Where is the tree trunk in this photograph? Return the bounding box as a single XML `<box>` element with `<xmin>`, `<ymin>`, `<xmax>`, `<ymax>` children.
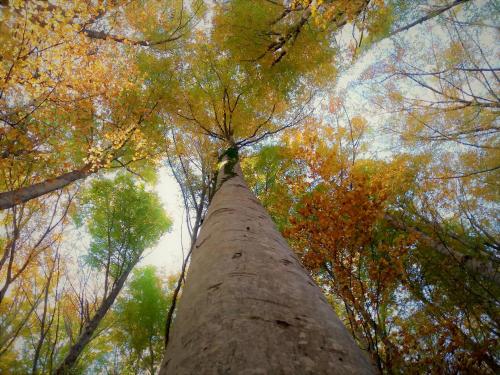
<box><xmin>55</xmin><ymin>264</ymin><xmax>133</xmax><ymax>374</ymax></box>
<box><xmin>0</xmin><ymin>166</ymin><xmax>91</xmax><ymax>210</ymax></box>
<box><xmin>385</xmin><ymin>214</ymin><xmax>500</xmax><ymax>284</ymax></box>
<box><xmin>160</xmin><ymin>150</ymin><xmax>374</xmax><ymax>374</ymax></box>
<box><xmin>387</xmin><ymin>0</ymin><xmax>471</xmax><ymax>37</ymax></box>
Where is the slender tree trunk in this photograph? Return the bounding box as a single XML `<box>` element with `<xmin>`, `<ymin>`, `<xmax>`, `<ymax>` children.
<box><xmin>387</xmin><ymin>0</ymin><xmax>471</xmax><ymax>37</ymax></box>
<box><xmin>0</xmin><ymin>166</ymin><xmax>91</xmax><ymax>210</ymax></box>
<box><xmin>149</xmin><ymin>337</ymin><xmax>156</xmax><ymax>375</ymax></box>
<box><xmin>385</xmin><ymin>214</ymin><xmax>500</xmax><ymax>284</ymax></box>
<box><xmin>55</xmin><ymin>264</ymin><xmax>133</xmax><ymax>374</ymax></box>
<box><xmin>32</xmin><ymin>264</ymin><xmax>54</xmax><ymax>375</ymax></box>
<box><xmin>160</xmin><ymin>150</ymin><xmax>374</xmax><ymax>374</ymax></box>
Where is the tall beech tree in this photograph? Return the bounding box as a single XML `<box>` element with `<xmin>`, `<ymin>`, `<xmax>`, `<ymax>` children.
<box><xmin>160</xmin><ymin>146</ymin><xmax>374</xmax><ymax>374</ymax></box>
<box><xmin>157</xmin><ymin>36</ymin><xmax>375</xmax><ymax>374</ymax></box>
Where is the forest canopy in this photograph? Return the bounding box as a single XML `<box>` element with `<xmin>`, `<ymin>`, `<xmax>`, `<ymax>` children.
<box><xmin>0</xmin><ymin>0</ymin><xmax>498</xmax><ymax>374</ymax></box>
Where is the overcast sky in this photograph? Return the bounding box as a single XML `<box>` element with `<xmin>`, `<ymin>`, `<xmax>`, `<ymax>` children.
<box><xmin>138</xmin><ymin>166</ymin><xmax>188</xmax><ymax>275</ymax></box>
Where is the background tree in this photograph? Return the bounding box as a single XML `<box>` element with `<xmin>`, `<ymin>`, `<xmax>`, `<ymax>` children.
<box><xmin>0</xmin><ymin>187</ymin><xmax>75</xmax><ymax>371</ymax></box>
<box><xmin>111</xmin><ymin>266</ymin><xmax>174</xmax><ymax>374</ymax></box>
<box><xmin>0</xmin><ymin>0</ymin><xmax>203</xmax><ymax>209</ymax></box>
<box><xmin>56</xmin><ymin>174</ymin><xmax>171</xmax><ymax>373</ymax></box>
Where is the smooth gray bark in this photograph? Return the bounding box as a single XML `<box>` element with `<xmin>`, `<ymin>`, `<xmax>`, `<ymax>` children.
<box><xmin>160</xmin><ymin>158</ymin><xmax>374</xmax><ymax>374</ymax></box>
<box><xmin>0</xmin><ymin>167</ymin><xmax>91</xmax><ymax>210</ymax></box>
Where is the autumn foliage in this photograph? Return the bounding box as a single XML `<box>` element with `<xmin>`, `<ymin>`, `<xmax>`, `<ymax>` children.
<box><xmin>1</xmin><ymin>0</ymin><xmax>498</xmax><ymax>373</ymax></box>
<box><xmin>244</xmin><ymin>109</ymin><xmax>498</xmax><ymax>373</ymax></box>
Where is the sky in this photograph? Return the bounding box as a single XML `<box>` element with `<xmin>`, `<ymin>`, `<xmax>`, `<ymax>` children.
<box><xmin>139</xmin><ymin>166</ymin><xmax>188</xmax><ymax>275</ymax></box>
